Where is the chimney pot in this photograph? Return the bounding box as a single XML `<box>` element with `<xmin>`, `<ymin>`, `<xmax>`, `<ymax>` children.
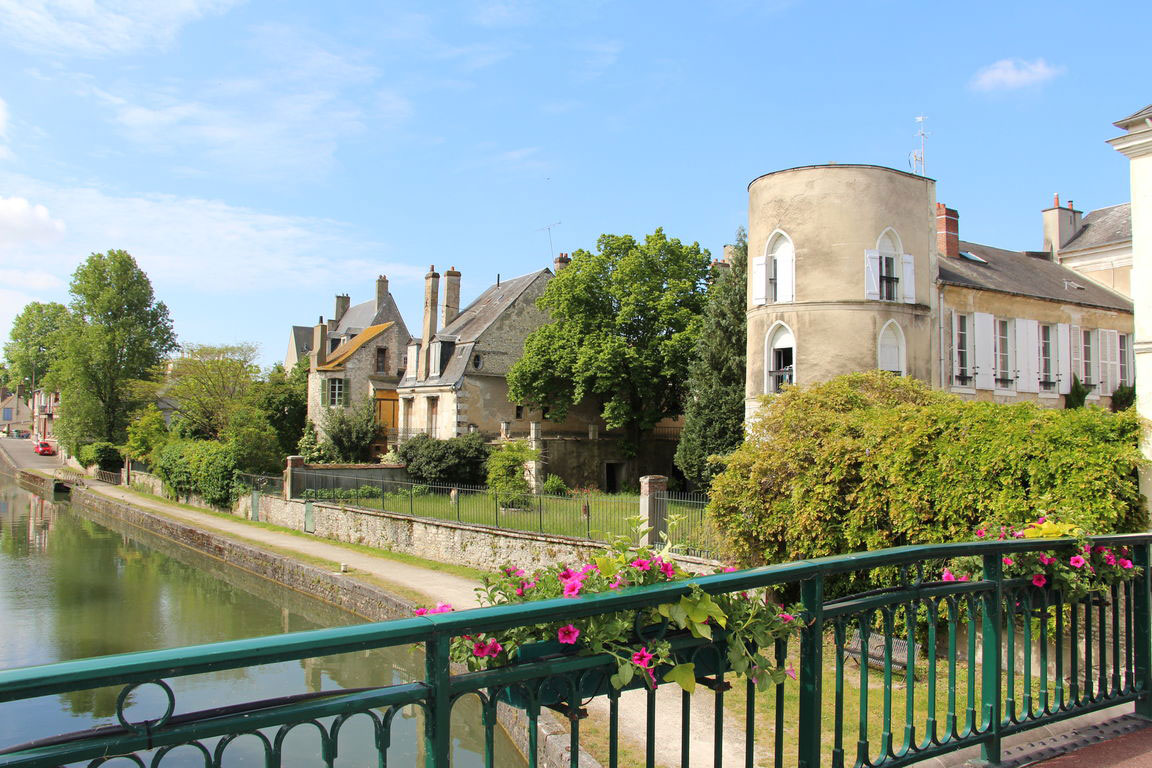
<box><xmin>376</xmin><ymin>275</ymin><xmax>390</xmax><ymax>315</ymax></box>
<box><xmin>553</xmin><ymin>252</ymin><xmax>571</xmax><ymax>272</ymax></box>
<box><xmin>418</xmin><ymin>266</ymin><xmax>441</xmax><ymax>380</ymax></box>
<box><xmin>1054</xmin><ymin>193</ymin><xmax>1060</xmax><ymax>208</ymax></box>
<box><xmin>936</xmin><ymin>203</ymin><xmax>960</xmax><ymax>259</ymax></box>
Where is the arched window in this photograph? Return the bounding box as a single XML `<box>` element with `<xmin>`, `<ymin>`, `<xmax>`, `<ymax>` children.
<box><xmin>877</xmin><ymin>320</ymin><xmax>906</xmax><ymax>376</ymax></box>
<box><xmin>765</xmin><ymin>323</ymin><xmax>795</xmax><ymax>393</ymax></box>
<box><xmin>866</xmin><ymin>228</ymin><xmax>914</xmax><ymax>303</ymax></box>
<box><xmin>767</xmin><ymin>232</ymin><xmax>794</xmax><ymax>303</ymax></box>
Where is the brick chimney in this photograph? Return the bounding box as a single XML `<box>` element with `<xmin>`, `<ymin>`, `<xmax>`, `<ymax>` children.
<box><xmin>418</xmin><ymin>265</ymin><xmax>439</xmax><ymax>381</ymax></box>
<box><xmin>375</xmin><ymin>275</ymin><xmax>389</xmax><ymax>315</ymax></box>
<box><xmin>553</xmin><ymin>252</ymin><xmax>571</xmax><ymax>272</ymax></box>
<box><xmin>1041</xmin><ymin>194</ymin><xmax>1083</xmax><ymax>261</ymax></box>
<box><xmin>936</xmin><ymin>203</ymin><xmax>959</xmax><ymax>259</ymax></box>
<box><xmin>441</xmin><ymin>266</ymin><xmax>461</xmax><ymax>327</ymax></box>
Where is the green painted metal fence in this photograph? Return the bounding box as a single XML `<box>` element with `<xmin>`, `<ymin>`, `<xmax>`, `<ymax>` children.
<box><xmin>1</xmin><ymin>535</ymin><xmax>1149</xmax><ymax>767</ymax></box>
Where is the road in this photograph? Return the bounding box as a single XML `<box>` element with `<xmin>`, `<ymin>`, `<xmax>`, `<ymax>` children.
<box><xmin>0</xmin><ymin>436</ymin><xmax>63</xmax><ymax>473</ymax></box>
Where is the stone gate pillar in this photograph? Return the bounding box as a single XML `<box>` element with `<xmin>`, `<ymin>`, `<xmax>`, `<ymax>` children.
<box><xmin>639</xmin><ymin>475</ymin><xmax>668</xmax><ymax>546</ymax></box>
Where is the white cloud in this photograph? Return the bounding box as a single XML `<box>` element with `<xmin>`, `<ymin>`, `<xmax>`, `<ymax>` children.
<box><xmin>0</xmin><ymin>195</ymin><xmax>65</xmax><ymax>242</ymax></box>
<box><xmin>969</xmin><ymin>58</ymin><xmax>1065</xmax><ymax>91</ymax></box>
<box><xmin>0</xmin><ymin>0</ymin><xmax>243</xmax><ymax>57</ymax></box>
<box><xmin>0</xmin><ymin>287</ymin><xmax>41</xmax><ymax>336</ymax></box>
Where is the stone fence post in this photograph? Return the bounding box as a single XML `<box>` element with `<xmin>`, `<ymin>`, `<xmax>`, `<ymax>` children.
<box><xmin>285</xmin><ymin>455</ymin><xmax>304</xmax><ymax>500</ymax></box>
<box><xmin>639</xmin><ymin>475</ymin><xmax>668</xmax><ymax>546</ymax></box>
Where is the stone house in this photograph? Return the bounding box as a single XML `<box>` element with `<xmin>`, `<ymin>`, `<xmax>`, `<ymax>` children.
<box><xmin>744</xmin><ymin>163</ymin><xmax>1134</xmax><ymax>416</ymax></box>
<box><xmin>0</xmin><ymin>390</ymin><xmax>32</xmax><ymax>436</ymax></box>
<box><xmin>303</xmin><ymin>276</ymin><xmax>414</xmax><ymax>453</ymax></box>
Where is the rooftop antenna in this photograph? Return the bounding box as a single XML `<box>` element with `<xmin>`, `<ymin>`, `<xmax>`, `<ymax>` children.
<box><xmin>536</xmin><ymin>221</ymin><xmax>561</xmax><ymax>259</ymax></box>
<box><xmin>909</xmin><ymin>115</ymin><xmax>929</xmax><ymax>176</ymax></box>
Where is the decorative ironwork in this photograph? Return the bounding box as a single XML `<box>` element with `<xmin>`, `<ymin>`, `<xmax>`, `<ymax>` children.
<box><xmin>0</xmin><ymin>534</ymin><xmax>1148</xmax><ymax>767</ymax></box>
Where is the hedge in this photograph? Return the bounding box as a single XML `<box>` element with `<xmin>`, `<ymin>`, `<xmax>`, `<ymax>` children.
<box><xmin>709</xmin><ymin>372</ymin><xmax>1147</xmax><ymax>585</ymax></box>
<box><xmin>152</xmin><ymin>439</ymin><xmax>239</xmax><ymax>508</ymax></box>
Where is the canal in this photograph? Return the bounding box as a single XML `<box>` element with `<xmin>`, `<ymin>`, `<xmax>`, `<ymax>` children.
<box><xmin>0</xmin><ymin>473</ymin><xmax>525</xmax><ymax>766</ymax></box>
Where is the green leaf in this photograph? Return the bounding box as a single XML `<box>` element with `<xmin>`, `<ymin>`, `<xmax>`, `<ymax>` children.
<box><xmin>663</xmin><ymin>663</ymin><xmax>697</xmax><ymax>694</ymax></box>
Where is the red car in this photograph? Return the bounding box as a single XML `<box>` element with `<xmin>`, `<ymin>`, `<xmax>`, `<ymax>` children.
<box><xmin>33</xmin><ymin>441</ymin><xmax>56</xmax><ymax>456</ymax></box>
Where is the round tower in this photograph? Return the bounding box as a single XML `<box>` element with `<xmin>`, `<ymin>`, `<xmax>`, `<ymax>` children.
<box><xmin>745</xmin><ymin>164</ymin><xmax>938</xmax><ymax>419</ymax></box>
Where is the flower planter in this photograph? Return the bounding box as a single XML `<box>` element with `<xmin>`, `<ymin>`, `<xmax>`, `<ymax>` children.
<box><xmin>497</xmin><ymin>635</ymin><xmax>733</xmax><ymax>709</ymax></box>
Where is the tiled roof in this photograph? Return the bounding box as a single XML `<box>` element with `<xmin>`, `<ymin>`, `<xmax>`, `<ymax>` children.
<box><xmin>316</xmin><ymin>323</ymin><xmax>395</xmax><ymax>371</ymax></box>
<box><xmin>437</xmin><ymin>270</ymin><xmax>549</xmax><ymax>343</ymax></box>
<box><xmin>1061</xmin><ymin>203</ymin><xmax>1131</xmax><ymax>251</ymax></box>
<box><xmin>938</xmin><ymin>241</ymin><xmax>1132</xmax><ymax>312</ymax></box>
<box><xmin>1115</xmin><ymin>104</ymin><xmax>1152</xmax><ymax>129</ymax></box>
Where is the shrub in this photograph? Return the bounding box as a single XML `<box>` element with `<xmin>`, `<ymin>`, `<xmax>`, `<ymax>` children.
<box><xmin>1065</xmin><ymin>374</ymin><xmax>1092</xmax><ymax>409</ymax></box>
<box><xmin>398</xmin><ymin>432</ymin><xmax>490</xmax><ymax>485</ymax></box>
<box><xmin>1111</xmin><ymin>384</ymin><xmax>1136</xmax><ymax>412</ymax></box>
<box><xmin>487</xmin><ymin>440</ymin><xmax>540</xmax><ymax>509</ymax></box>
<box><xmin>709</xmin><ymin>372</ymin><xmax>1146</xmax><ymax>592</ymax></box>
<box><xmin>541</xmin><ymin>473</ymin><xmax>570</xmax><ymax>497</ymax></box>
<box><xmin>151</xmin><ymin>439</ymin><xmax>238</xmax><ymax>508</ymax></box>
<box><xmin>77</xmin><ymin>441</ymin><xmax>123</xmax><ymax>471</ymax></box>
<box><xmin>296</xmin><ymin>421</ymin><xmax>336</xmax><ymax>463</ymax></box>
<box><xmin>317</xmin><ymin>398</ymin><xmax>378</xmax><ymax>462</ymax></box>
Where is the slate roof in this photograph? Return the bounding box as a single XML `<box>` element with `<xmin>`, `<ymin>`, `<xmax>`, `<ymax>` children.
<box><xmin>938</xmin><ymin>240</ymin><xmax>1133</xmax><ymax>312</ymax></box>
<box><xmin>401</xmin><ymin>269</ymin><xmax>551</xmax><ymax>388</ymax></box>
<box><xmin>1060</xmin><ymin>203</ymin><xmax>1131</xmax><ymax>251</ymax></box>
<box><xmin>1115</xmin><ymin>104</ymin><xmax>1152</xmax><ymax>129</ymax></box>
<box><xmin>334</xmin><ymin>299</ymin><xmax>378</xmax><ymax>336</ymax></box>
<box><xmin>289</xmin><ymin>325</ymin><xmax>313</xmax><ymax>358</ymax></box>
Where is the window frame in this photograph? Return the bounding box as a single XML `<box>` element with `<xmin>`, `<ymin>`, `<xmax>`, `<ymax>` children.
<box><xmin>764</xmin><ymin>322</ymin><xmax>795</xmax><ymax>394</ymax></box>
<box><xmin>994</xmin><ymin>318</ymin><xmax>1016</xmax><ymax>391</ymax></box>
<box><xmin>1038</xmin><ymin>324</ymin><xmax>1058</xmax><ymax>392</ymax></box>
<box><xmin>877</xmin><ymin>320</ymin><xmax>906</xmax><ymax>376</ymax></box>
<box><xmin>326</xmin><ymin>377</ymin><xmax>345</xmax><ymax>407</ymax></box>
<box><xmin>953</xmin><ymin>313</ymin><xmax>974</xmax><ymax>386</ymax></box>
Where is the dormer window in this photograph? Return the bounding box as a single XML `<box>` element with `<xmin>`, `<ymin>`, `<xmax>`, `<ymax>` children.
<box><xmin>429</xmin><ymin>341</ymin><xmax>443</xmax><ymax>377</ymax></box>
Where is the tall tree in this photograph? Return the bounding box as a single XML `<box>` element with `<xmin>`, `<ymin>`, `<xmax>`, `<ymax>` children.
<box><xmin>674</xmin><ymin>228</ymin><xmax>748</xmax><ymax>488</ymax></box>
<box><xmin>154</xmin><ymin>343</ymin><xmax>262</xmax><ymax>440</ymax></box>
<box><xmin>55</xmin><ymin>250</ymin><xmax>177</xmax><ymax>449</ymax></box>
<box><xmin>3</xmin><ymin>301</ymin><xmax>70</xmax><ymax>390</ymax></box>
<box><xmin>507</xmin><ymin>228</ymin><xmax>710</xmax><ymax>448</ymax></box>
<box><xmin>247</xmin><ymin>359</ymin><xmax>309</xmax><ymax>458</ymax></box>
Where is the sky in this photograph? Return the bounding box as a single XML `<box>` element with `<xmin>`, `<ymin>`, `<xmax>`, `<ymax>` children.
<box><xmin>0</xmin><ymin>0</ymin><xmax>1148</xmax><ymax>368</ymax></box>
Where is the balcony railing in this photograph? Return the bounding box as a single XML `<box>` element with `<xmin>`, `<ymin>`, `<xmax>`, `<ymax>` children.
<box><xmin>0</xmin><ymin>535</ymin><xmax>1148</xmax><ymax>767</ymax></box>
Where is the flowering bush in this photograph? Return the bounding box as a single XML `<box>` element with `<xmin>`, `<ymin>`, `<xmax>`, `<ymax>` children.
<box><xmin>415</xmin><ymin>532</ymin><xmax>803</xmax><ymax>694</ymax></box>
<box><xmin>947</xmin><ymin>517</ymin><xmax>1141</xmax><ymax>600</ymax></box>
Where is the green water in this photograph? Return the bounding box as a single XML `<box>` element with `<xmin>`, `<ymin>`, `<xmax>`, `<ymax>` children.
<box><xmin>0</xmin><ymin>473</ymin><xmax>523</xmax><ymax>766</ymax></box>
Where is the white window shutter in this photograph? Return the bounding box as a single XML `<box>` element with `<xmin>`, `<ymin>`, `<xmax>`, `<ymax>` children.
<box><xmin>1057</xmin><ymin>324</ymin><xmax>1072</xmax><ymax>394</ymax></box>
<box><xmin>864</xmin><ymin>250</ymin><xmax>880</xmax><ymax>300</ymax></box>
<box><xmin>1101</xmin><ymin>330</ymin><xmax>1120</xmax><ymax>395</ymax></box>
<box><xmin>901</xmin><ymin>253</ymin><xmax>915</xmax><ymax>304</ymax></box>
<box><xmin>1088</xmin><ymin>329</ymin><xmax>1101</xmax><ymax>393</ymax></box>
<box><xmin>776</xmin><ymin>251</ymin><xmax>794</xmax><ymax>303</ymax></box>
<box><xmin>1017</xmin><ymin>319</ymin><xmax>1039</xmax><ymax>393</ymax></box>
<box><xmin>1070</xmin><ymin>325</ymin><xmax>1082</xmax><ymax>391</ymax></box>
<box><xmin>973</xmin><ymin>312</ymin><xmax>995</xmax><ymax>390</ymax></box>
<box><xmin>950</xmin><ymin>311</ymin><xmax>961</xmax><ymax>384</ymax></box>
<box><xmin>751</xmin><ymin>255</ymin><xmax>767</xmax><ymax>305</ymax></box>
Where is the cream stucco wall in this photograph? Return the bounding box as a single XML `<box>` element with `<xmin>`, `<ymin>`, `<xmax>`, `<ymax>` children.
<box><xmin>745</xmin><ymin>165</ymin><xmax>937</xmax><ymax>416</ymax></box>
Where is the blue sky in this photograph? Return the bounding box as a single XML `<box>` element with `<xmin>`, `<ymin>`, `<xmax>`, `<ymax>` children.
<box><xmin>0</xmin><ymin>0</ymin><xmax>1148</xmax><ymax>367</ymax></box>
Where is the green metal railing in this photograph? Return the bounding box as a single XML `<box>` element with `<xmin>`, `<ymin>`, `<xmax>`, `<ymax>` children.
<box><xmin>1</xmin><ymin>535</ymin><xmax>1149</xmax><ymax>767</ymax></box>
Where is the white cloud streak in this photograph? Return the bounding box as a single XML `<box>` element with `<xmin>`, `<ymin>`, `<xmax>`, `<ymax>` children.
<box><xmin>969</xmin><ymin>58</ymin><xmax>1065</xmax><ymax>91</ymax></box>
<box><xmin>0</xmin><ymin>0</ymin><xmax>243</xmax><ymax>57</ymax></box>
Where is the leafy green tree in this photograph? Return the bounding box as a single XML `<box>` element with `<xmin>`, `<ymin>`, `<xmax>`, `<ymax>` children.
<box><xmin>2</xmin><ymin>301</ymin><xmax>70</xmax><ymax>390</ymax></box>
<box><xmin>317</xmin><ymin>397</ymin><xmax>378</xmax><ymax>462</ymax></box>
<box><xmin>486</xmin><ymin>440</ymin><xmax>540</xmax><ymax>509</ymax></box>
<box><xmin>151</xmin><ymin>343</ymin><xmax>260</xmax><ymax>440</ymax></box>
<box><xmin>123</xmin><ymin>405</ymin><xmax>170</xmax><ymax>464</ymax></box>
<box><xmin>248</xmin><ymin>360</ymin><xmax>308</xmax><ymax>457</ymax></box>
<box><xmin>54</xmin><ymin>250</ymin><xmax>176</xmax><ymax>450</ymax></box>
<box><xmin>675</xmin><ymin>228</ymin><xmax>748</xmax><ymax>488</ymax></box>
<box><xmin>507</xmin><ymin>229</ymin><xmax>710</xmax><ymax>449</ymax></box>
<box><xmin>296</xmin><ymin>420</ymin><xmax>336</xmax><ymax>463</ymax></box>
<box><xmin>397</xmin><ymin>432</ymin><xmax>491</xmax><ymax>485</ymax></box>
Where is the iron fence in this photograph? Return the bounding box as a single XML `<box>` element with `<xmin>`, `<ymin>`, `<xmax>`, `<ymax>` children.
<box><xmin>92</xmin><ymin>469</ymin><xmax>122</xmax><ymax>486</ymax></box>
<box><xmin>235</xmin><ymin>472</ymin><xmax>285</xmax><ymax>495</ymax></box>
<box><xmin>1</xmin><ymin>534</ymin><xmax>1148</xmax><ymax>767</ymax></box>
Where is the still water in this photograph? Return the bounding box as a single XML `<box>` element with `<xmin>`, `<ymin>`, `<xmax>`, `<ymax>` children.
<box><xmin>0</xmin><ymin>473</ymin><xmax>524</xmax><ymax>766</ymax></box>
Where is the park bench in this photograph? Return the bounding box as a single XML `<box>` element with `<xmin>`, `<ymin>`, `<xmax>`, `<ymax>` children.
<box><xmin>843</xmin><ymin>629</ymin><xmax>911</xmax><ymax>674</ymax></box>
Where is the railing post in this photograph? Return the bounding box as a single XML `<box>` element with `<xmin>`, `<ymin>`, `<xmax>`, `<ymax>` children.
<box><xmin>424</xmin><ymin>633</ymin><xmax>452</xmax><ymax>767</ymax></box>
<box><xmin>981</xmin><ymin>553</ymin><xmax>1004</xmax><ymax>764</ymax></box>
<box><xmin>1134</xmin><ymin>542</ymin><xmax>1152</xmax><ymax>718</ymax></box>
<box><xmin>797</xmin><ymin>574</ymin><xmax>825</xmax><ymax>768</ymax></box>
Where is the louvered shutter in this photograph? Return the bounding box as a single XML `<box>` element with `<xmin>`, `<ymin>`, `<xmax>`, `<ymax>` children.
<box><xmin>901</xmin><ymin>253</ymin><xmax>915</xmax><ymax>304</ymax></box>
<box><xmin>1016</xmin><ymin>319</ymin><xmax>1039</xmax><ymax>393</ymax></box>
<box><xmin>1100</xmin><ymin>330</ymin><xmax>1119</xmax><ymax>395</ymax></box>
<box><xmin>751</xmin><ymin>255</ymin><xmax>767</xmax><ymax>305</ymax></box>
<box><xmin>864</xmin><ymin>250</ymin><xmax>880</xmax><ymax>300</ymax></box>
<box><xmin>1057</xmin><ymin>324</ymin><xmax>1072</xmax><ymax>394</ymax></box>
<box><xmin>1070</xmin><ymin>325</ymin><xmax>1082</xmax><ymax>392</ymax></box>
<box><xmin>342</xmin><ymin>378</ymin><xmax>351</xmax><ymax>407</ymax></box>
<box><xmin>950</xmin><ymin>311</ymin><xmax>961</xmax><ymax>385</ymax></box>
<box><xmin>1088</xmin><ymin>330</ymin><xmax>1101</xmax><ymax>393</ymax></box>
<box><xmin>776</xmin><ymin>251</ymin><xmax>794</xmax><ymax>303</ymax></box>
<box><xmin>973</xmin><ymin>313</ymin><xmax>995</xmax><ymax>390</ymax></box>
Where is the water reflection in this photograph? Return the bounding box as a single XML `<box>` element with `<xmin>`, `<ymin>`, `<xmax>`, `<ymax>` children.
<box><xmin>0</xmin><ymin>474</ymin><xmax>523</xmax><ymax>767</ymax></box>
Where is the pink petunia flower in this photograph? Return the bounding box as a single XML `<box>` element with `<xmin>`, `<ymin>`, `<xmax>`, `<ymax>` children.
<box><xmin>473</xmin><ymin>641</ymin><xmax>490</xmax><ymax>657</ymax></box>
<box><xmin>631</xmin><ymin>647</ymin><xmax>654</xmax><ymax>668</ymax></box>
<box><xmin>942</xmin><ymin>568</ymin><xmax>957</xmax><ymax>582</ymax></box>
<box><xmin>786</xmin><ymin>666</ymin><xmax>797</xmax><ymax>680</ymax></box>
<box><xmin>1038</xmin><ymin>554</ymin><xmax>1056</xmax><ymax>566</ymax></box>
<box><xmin>485</xmin><ymin>639</ymin><xmax>503</xmax><ymax>656</ymax></box>
<box><xmin>1105</xmin><ymin>554</ymin><xmax>1117</xmax><ymax>566</ymax></box>
<box><xmin>579</xmin><ymin>563</ymin><xmax>599</xmax><ymax>576</ymax></box>
<box><xmin>1069</xmin><ymin>555</ymin><xmax>1087</xmax><ymax>569</ymax></box>
<box><xmin>563</xmin><ymin>580</ymin><xmax>583</xmax><ymax>597</ymax></box>
<box><xmin>660</xmin><ymin>561</ymin><xmax>676</xmax><ymax>579</ymax></box>
<box><xmin>631</xmin><ymin>558</ymin><xmax>652</xmax><ymax>571</ymax></box>
<box><xmin>557</xmin><ymin>624</ymin><xmax>580</xmax><ymax>644</ymax></box>
<box><xmin>1002</xmin><ymin>557</ymin><xmax>1014</xmax><ymax>566</ymax></box>
<box><xmin>976</xmin><ymin>529</ymin><xmax>986</xmax><ymax>538</ymax></box>
<box><xmin>1032</xmin><ymin>574</ymin><xmax>1047</xmax><ymax>587</ymax></box>
<box><xmin>1036</xmin><ymin>517</ymin><xmax>1046</xmax><ymax>524</ymax></box>
<box><xmin>414</xmin><ymin>607</ymin><xmax>430</xmax><ymax>616</ymax></box>
<box><xmin>779</xmin><ymin>613</ymin><xmax>795</xmax><ymax>622</ymax></box>
<box><xmin>558</xmin><ymin>568</ymin><xmax>579</xmax><ymax>583</ymax></box>
<box><xmin>1120</xmin><ymin>559</ymin><xmax>1134</xmax><ymax>570</ymax></box>
<box><xmin>959</xmin><ymin>574</ymin><xmax>970</xmax><ymax>581</ymax></box>
<box><xmin>722</xmin><ymin>566</ymin><xmax>738</xmax><ymax>573</ymax></box>
<box><xmin>434</xmin><ymin>602</ymin><xmax>454</xmax><ymax>613</ymax></box>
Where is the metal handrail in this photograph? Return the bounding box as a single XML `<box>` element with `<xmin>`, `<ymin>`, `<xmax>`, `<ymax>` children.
<box><xmin>1</xmin><ymin>534</ymin><xmax>1148</xmax><ymax>767</ymax></box>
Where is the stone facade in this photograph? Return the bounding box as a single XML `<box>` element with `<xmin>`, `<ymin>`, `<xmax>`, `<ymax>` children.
<box><xmin>745</xmin><ymin>163</ymin><xmax>1135</xmax><ymax>416</ymax></box>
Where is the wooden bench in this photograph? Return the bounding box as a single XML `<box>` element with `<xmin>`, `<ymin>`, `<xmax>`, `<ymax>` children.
<box><xmin>843</xmin><ymin>629</ymin><xmax>911</xmax><ymax>673</ymax></box>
